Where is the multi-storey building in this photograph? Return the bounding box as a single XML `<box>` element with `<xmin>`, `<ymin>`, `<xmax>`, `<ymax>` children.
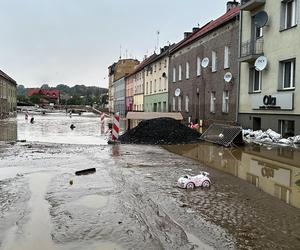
<box><xmin>238</xmin><ymin>0</ymin><xmax>300</xmax><ymax>136</ymax></box>
<box><xmin>144</xmin><ymin>46</ymin><xmax>172</xmax><ymax>112</ymax></box>
<box><xmin>0</xmin><ymin>69</ymin><xmax>17</xmax><ymax>119</ymax></box>
<box><xmin>114</xmin><ymin>77</ymin><xmax>126</xmax><ymax>118</ymax></box>
<box><xmin>169</xmin><ymin>2</ymin><xmax>239</xmax><ymax>125</ymax></box>
<box><xmin>125</xmin><ymin>74</ymin><xmax>134</xmax><ymax>113</ymax></box>
<box><xmin>108</xmin><ymin>59</ymin><xmax>139</xmax><ymax>113</ymax></box>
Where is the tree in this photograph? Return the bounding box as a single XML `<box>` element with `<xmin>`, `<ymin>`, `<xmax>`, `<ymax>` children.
<box><xmin>41</xmin><ymin>84</ymin><xmax>50</xmax><ymax>89</ymax></box>
<box><xmin>29</xmin><ymin>94</ymin><xmax>41</xmax><ymax>104</ymax></box>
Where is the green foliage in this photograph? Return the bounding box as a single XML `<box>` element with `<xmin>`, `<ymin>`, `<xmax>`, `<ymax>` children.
<box><xmin>29</xmin><ymin>94</ymin><xmax>41</xmax><ymax>104</ymax></box>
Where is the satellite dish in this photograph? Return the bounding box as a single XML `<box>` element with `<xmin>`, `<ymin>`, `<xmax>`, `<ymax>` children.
<box><xmin>254</xmin><ymin>11</ymin><xmax>268</xmax><ymax>28</ymax></box>
<box><xmin>175</xmin><ymin>88</ymin><xmax>181</xmax><ymax>97</ymax></box>
<box><xmin>201</xmin><ymin>58</ymin><xmax>209</xmax><ymax>68</ymax></box>
<box><xmin>224</xmin><ymin>72</ymin><xmax>233</xmax><ymax>83</ymax></box>
<box><xmin>255</xmin><ymin>56</ymin><xmax>268</xmax><ymax>71</ymax></box>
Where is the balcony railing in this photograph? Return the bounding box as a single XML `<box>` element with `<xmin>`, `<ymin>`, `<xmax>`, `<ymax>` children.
<box><xmin>240</xmin><ymin>39</ymin><xmax>264</xmax><ymax>61</ymax></box>
<box><xmin>241</xmin><ymin>0</ymin><xmax>265</xmax><ymax>11</ymax></box>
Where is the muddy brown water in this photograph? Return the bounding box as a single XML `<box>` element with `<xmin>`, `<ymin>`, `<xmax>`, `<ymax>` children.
<box><xmin>0</xmin><ymin>114</ymin><xmax>300</xmax><ymax>249</ymax></box>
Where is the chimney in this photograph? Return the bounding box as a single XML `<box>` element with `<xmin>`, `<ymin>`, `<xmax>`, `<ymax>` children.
<box><xmin>226</xmin><ymin>0</ymin><xmax>239</xmax><ymax>12</ymax></box>
<box><xmin>192</xmin><ymin>27</ymin><xmax>199</xmax><ymax>33</ymax></box>
<box><xmin>184</xmin><ymin>32</ymin><xmax>192</xmax><ymax>39</ymax></box>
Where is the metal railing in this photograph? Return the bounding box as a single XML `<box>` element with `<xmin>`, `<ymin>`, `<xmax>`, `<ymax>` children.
<box><xmin>240</xmin><ymin>39</ymin><xmax>264</xmax><ymax>58</ymax></box>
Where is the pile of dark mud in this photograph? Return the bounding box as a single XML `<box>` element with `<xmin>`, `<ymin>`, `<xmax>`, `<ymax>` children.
<box><xmin>119</xmin><ymin>118</ymin><xmax>201</xmax><ymax>145</ymax></box>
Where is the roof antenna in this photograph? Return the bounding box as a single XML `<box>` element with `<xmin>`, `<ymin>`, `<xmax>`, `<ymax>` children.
<box><xmin>119</xmin><ymin>45</ymin><xmax>122</xmax><ymax>59</ymax></box>
<box><xmin>156</xmin><ymin>30</ymin><xmax>160</xmax><ymax>53</ymax></box>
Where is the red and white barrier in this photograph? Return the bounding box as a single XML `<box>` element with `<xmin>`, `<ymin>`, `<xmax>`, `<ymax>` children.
<box><xmin>100</xmin><ymin>112</ymin><xmax>105</xmax><ymax>133</ymax></box>
<box><xmin>112</xmin><ymin>113</ymin><xmax>120</xmax><ymax>141</ymax></box>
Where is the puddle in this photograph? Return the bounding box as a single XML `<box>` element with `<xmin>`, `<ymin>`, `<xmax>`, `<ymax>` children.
<box><xmin>164</xmin><ymin>142</ymin><xmax>300</xmax><ymax>209</ymax></box>
<box><xmin>73</xmin><ymin>194</ymin><xmax>108</xmax><ymax>209</ymax></box>
<box><xmin>186</xmin><ymin>233</ymin><xmax>214</xmax><ymax>250</ymax></box>
<box><xmin>2</xmin><ymin>172</ymin><xmax>55</xmax><ymax>250</ymax></box>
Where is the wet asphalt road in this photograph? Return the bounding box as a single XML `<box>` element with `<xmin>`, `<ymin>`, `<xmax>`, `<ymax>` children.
<box><xmin>0</xmin><ymin>114</ymin><xmax>300</xmax><ymax>249</ymax></box>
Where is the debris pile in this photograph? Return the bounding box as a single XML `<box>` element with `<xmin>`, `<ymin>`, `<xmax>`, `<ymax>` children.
<box><xmin>119</xmin><ymin>118</ymin><xmax>201</xmax><ymax>144</ymax></box>
<box><xmin>243</xmin><ymin>129</ymin><xmax>300</xmax><ymax>146</ymax></box>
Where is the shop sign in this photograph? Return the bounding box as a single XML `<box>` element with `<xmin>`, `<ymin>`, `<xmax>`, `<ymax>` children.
<box><xmin>251</xmin><ymin>93</ymin><xmax>294</xmax><ymax>110</ymax></box>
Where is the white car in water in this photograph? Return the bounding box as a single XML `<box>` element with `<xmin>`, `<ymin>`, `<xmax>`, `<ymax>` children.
<box><xmin>177</xmin><ymin>172</ymin><xmax>211</xmax><ymax>189</ymax></box>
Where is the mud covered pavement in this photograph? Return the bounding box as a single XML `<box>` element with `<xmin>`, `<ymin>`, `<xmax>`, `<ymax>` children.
<box><xmin>0</xmin><ymin>140</ymin><xmax>300</xmax><ymax>250</ymax></box>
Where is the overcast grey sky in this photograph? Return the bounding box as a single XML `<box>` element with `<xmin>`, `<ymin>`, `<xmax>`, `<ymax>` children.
<box><xmin>0</xmin><ymin>0</ymin><xmax>235</xmax><ymax>88</ymax></box>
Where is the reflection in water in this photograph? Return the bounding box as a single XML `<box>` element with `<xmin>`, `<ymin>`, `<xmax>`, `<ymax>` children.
<box><xmin>164</xmin><ymin>142</ymin><xmax>300</xmax><ymax>209</ymax></box>
<box><xmin>0</xmin><ymin>119</ymin><xmax>17</xmax><ymax>141</ymax></box>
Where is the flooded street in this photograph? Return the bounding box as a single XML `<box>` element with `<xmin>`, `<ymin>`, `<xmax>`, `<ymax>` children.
<box><xmin>0</xmin><ymin>114</ymin><xmax>300</xmax><ymax>249</ymax></box>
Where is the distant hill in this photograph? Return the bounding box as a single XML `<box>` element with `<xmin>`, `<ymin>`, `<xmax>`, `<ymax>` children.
<box><xmin>17</xmin><ymin>84</ymin><xmax>108</xmax><ymax>106</ymax></box>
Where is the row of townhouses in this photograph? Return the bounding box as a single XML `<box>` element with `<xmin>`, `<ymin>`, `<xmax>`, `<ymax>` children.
<box><xmin>108</xmin><ymin>0</ymin><xmax>300</xmax><ymax>136</ymax></box>
<box><xmin>0</xmin><ymin>69</ymin><xmax>17</xmax><ymax>119</ymax></box>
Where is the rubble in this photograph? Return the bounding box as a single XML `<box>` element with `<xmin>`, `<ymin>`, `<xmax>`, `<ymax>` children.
<box><xmin>119</xmin><ymin>118</ymin><xmax>201</xmax><ymax>145</ymax></box>
<box><xmin>243</xmin><ymin>128</ymin><xmax>300</xmax><ymax>147</ymax></box>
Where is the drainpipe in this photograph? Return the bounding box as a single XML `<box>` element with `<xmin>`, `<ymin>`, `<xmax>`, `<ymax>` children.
<box><xmin>236</xmin><ymin>10</ymin><xmax>242</xmax><ymax>125</ymax></box>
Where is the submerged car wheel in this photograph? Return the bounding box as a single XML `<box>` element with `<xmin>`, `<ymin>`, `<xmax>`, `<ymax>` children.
<box><xmin>186</xmin><ymin>182</ymin><xmax>195</xmax><ymax>189</ymax></box>
<box><xmin>202</xmin><ymin>180</ymin><xmax>210</xmax><ymax>188</ymax></box>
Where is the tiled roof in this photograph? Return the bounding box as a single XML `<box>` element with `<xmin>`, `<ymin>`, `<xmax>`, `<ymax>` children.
<box><xmin>27</xmin><ymin>88</ymin><xmax>60</xmax><ymax>98</ymax></box>
<box><xmin>170</xmin><ymin>7</ymin><xmax>240</xmax><ymax>54</ymax></box>
<box><xmin>0</xmin><ymin>69</ymin><xmax>17</xmax><ymax>84</ymax></box>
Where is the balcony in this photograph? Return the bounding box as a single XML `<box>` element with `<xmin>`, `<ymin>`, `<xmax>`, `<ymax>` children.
<box><xmin>241</xmin><ymin>0</ymin><xmax>265</xmax><ymax>11</ymax></box>
<box><xmin>239</xmin><ymin>39</ymin><xmax>264</xmax><ymax>62</ymax></box>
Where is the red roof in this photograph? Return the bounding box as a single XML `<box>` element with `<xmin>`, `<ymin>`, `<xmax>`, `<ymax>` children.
<box><xmin>171</xmin><ymin>7</ymin><xmax>240</xmax><ymax>54</ymax></box>
<box><xmin>126</xmin><ymin>54</ymin><xmax>158</xmax><ymax>78</ymax></box>
<box><xmin>27</xmin><ymin>88</ymin><xmax>60</xmax><ymax>98</ymax></box>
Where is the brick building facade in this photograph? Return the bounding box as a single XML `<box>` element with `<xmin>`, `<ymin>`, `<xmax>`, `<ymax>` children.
<box><xmin>168</xmin><ymin>3</ymin><xmax>239</xmax><ymax>126</ymax></box>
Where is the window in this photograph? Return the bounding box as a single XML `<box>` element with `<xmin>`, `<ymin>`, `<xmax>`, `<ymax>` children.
<box><xmin>282</xmin><ymin>0</ymin><xmax>297</xmax><ymax>29</ymax></box>
<box><xmin>164</xmin><ymin>59</ymin><xmax>167</xmax><ymax>68</ymax></box>
<box><xmin>210</xmin><ymin>92</ymin><xmax>216</xmax><ymax>113</ymax></box>
<box><xmin>212</xmin><ymin>51</ymin><xmax>217</xmax><ymax>72</ymax></box>
<box><xmin>252</xmin><ymin>69</ymin><xmax>262</xmax><ymax>92</ymax></box>
<box><xmin>159</xmin><ymin>78</ymin><xmax>161</xmax><ymax>91</ymax></box>
<box><xmin>146</xmin><ymin>82</ymin><xmax>148</xmax><ymax>94</ymax></box>
<box><xmin>178</xmin><ymin>64</ymin><xmax>182</xmax><ymax>81</ymax></box>
<box><xmin>172</xmin><ymin>97</ymin><xmax>176</xmax><ymax>111</ymax></box>
<box><xmin>256</xmin><ymin>26</ymin><xmax>263</xmax><ymax>39</ymax></box>
<box><xmin>279</xmin><ymin>120</ymin><xmax>295</xmax><ymax>137</ymax></box>
<box><xmin>173</xmin><ymin>67</ymin><xmax>176</xmax><ymax>82</ymax></box>
<box><xmin>178</xmin><ymin>96</ymin><xmax>182</xmax><ymax>111</ymax></box>
<box><xmin>197</xmin><ymin>56</ymin><xmax>201</xmax><ymax>76</ymax></box>
<box><xmin>154</xmin><ymin>64</ymin><xmax>157</xmax><ymax>72</ymax></box>
<box><xmin>224</xmin><ymin>46</ymin><xmax>230</xmax><ymax>69</ymax></box>
<box><xmin>185</xmin><ymin>96</ymin><xmax>189</xmax><ymax>112</ymax></box>
<box><xmin>281</xmin><ymin>59</ymin><xmax>295</xmax><ymax>89</ymax></box>
<box><xmin>159</xmin><ymin>62</ymin><xmax>161</xmax><ymax>70</ymax></box>
<box><xmin>186</xmin><ymin>62</ymin><xmax>190</xmax><ymax>79</ymax></box>
<box><xmin>222</xmin><ymin>91</ymin><xmax>229</xmax><ymax>113</ymax></box>
<box><xmin>163</xmin><ymin>101</ymin><xmax>167</xmax><ymax>112</ymax></box>
<box><xmin>150</xmin><ymin>81</ymin><xmax>152</xmax><ymax>93</ymax></box>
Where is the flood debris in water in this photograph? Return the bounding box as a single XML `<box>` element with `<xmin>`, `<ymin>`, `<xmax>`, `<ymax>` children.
<box><xmin>119</xmin><ymin>118</ymin><xmax>200</xmax><ymax>144</ymax></box>
<box><xmin>75</xmin><ymin>168</ymin><xmax>96</xmax><ymax>176</ymax></box>
<box><xmin>200</xmin><ymin>123</ymin><xmax>244</xmax><ymax>147</ymax></box>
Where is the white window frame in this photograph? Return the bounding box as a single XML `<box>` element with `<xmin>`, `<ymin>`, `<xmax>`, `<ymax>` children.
<box><xmin>224</xmin><ymin>46</ymin><xmax>230</xmax><ymax>69</ymax></box>
<box><xmin>222</xmin><ymin>91</ymin><xmax>229</xmax><ymax>113</ymax></box>
<box><xmin>172</xmin><ymin>97</ymin><xmax>176</xmax><ymax>111</ymax></box>
<box><xmin>284</xmin><ymin>0</ymin><xmax>297</xmax><ymax>29</ymax></box>
<box><xmin>178</xmin><ymin>96</ymin><xmax>182</xmax><ymax>111</ymax></box>
<box><xmin>197</xmin><ymin>56</ymin><xmax>201</xmax><ymax>76</ymax></box>
<box><xmin>186</xmin><ymin>62</ymin><xmax>190</xmax><ymax>79</ymax></box>
<box><xmin>178</xmin><ymin>64</ymin><xmax>182</xmax><ymax>81</ymax></box>
<box><xmin>173</xmin><ymin>67</ymin><xmax>176</xmax><ymax>82</ymax></box>
<box><xmin>212</xmin><ymin>51</ymin><xmax>217</xmax><ymax>72</ymax></box>
<box><xmin>253</xmin><ymin>69</ymin><xmax>262</xmax><ymax>92</ymax></box>
<box><xmin>185</xmin><ymin>95</ymin><xmax>189</xmax><ymax>112</ymax></box>
<box><xmin>210</xmin><ymin>92</ymin><xmax>216</xmax><ymax>113</ymax></box>
<box><xmin>282</xmin><ymin>59</ymin><xmax>295</xmax><ymax>89</ymax></box>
